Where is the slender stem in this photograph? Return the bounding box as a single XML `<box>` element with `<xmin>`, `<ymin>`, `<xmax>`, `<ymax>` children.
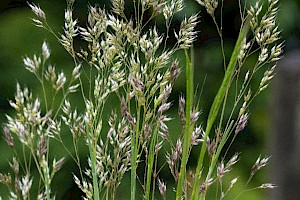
<box><xmin>145</xmin><ymin>125</ymin><xmax>159</xmax><ymax>200</ymax></box>
<box><xmin>43</xmin><ymin>162</ymin><xmax>51</xmax><ymax>200</ymax></box>
<box><xmin>40</xmin><ymin>75</ymin><xmax>49</xmax><ymax>111</ymax></box>
<box><xmin>191</xmin><ymin>19</ymin><xmax>250</xmax><ymax>200</ymax></box>
<box><xmin>212</xmin><ymin>17</ymin><xmax>226</xmax><ymax>70</ymax></box>
<box><xmin>85</xmin><ymin>122</ymin><xmax>100</xmax><ymax>200</ymax></box>
<box><xmin>176</xmin><ymin>49</ymin><xmax>194</xmax><ymax>200</ymax></box>
<box><xmin>131</xmin><ymin>105</ymin><xmax>141</xmax><ymax>200</ymax></box>
<box><xmin>205</xmin><ymin>121</ymin><xmax>234</xmax><ymax>183</ymax></box>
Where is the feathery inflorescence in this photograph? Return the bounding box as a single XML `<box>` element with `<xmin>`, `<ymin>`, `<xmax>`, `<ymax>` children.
<box><xmin>0</xmin><ymin>0</ymin><xmax>283</xmax><ymax>199</ymax></box>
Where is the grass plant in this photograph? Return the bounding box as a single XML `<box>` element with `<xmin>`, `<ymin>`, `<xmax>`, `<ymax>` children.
<box><xmin>0</xmin><ymin>0</ymin><xmax>283</xmax><ymax>199</ymax></box>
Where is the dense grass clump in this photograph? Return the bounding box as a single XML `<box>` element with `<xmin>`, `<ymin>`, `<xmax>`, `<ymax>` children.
<box><xmin>1</xmin><ymin>0</ymin><xmax>283</xmax><ymax>199</ymax></box>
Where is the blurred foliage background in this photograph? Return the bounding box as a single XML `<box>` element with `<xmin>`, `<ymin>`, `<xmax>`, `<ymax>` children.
<box><xmin>0</xmin><ymin>0</ymin><xmax>298</xmax><ymax>199</ymax></box>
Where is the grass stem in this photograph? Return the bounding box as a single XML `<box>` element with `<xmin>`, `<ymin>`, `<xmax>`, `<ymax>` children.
<box><xmin>131</xmin><ymin>106</ymin><xmax>141</xmax><ymax>200</ymax></box>
<box><xmin>176</xmin><ymin>49</ymin><xmax>194</xmax><ymax>200</ymax></box>
<box><xmin>85</xmin><ymin>123</ymin><xmax>100</xmax><ymax>200</ymax></box>
<box><xmin>191</xmin><ymin>19</ymin><xmax>250</xmax><ymax>200</ymax></box>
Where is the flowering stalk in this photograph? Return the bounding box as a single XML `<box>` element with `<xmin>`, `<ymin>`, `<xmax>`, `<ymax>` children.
<box><xmin>85</xmin><ymin>122</ymin><xmax>100</xmax><ymax>200</ymax></box>
<box><xmin>145</xmin><ymin>125</ymin><xmax>159</xmax><ymax>200</ymax></box>
<box><xmin>131</xmin><ymin>106</ymin><xmax>140</xmax><ymax>200</ymax></box>
<box><xmin>40</xmin><ymin>156</ymin><xmax>51</xmax><ymax>200</ymax></box>
<box><xmin>176</xmin><ymin>49</ymin><xmax>194</xmax><ymax>199</ymax></box>
<box><xmin>191</xmin><ymin>18</ymin><xmax>250</xmax><ymax>200</ymax></box>
<box><xmin>204</xmin><ymin>121</ymin><xmax>234</xmax><ymax>193</ymax></box>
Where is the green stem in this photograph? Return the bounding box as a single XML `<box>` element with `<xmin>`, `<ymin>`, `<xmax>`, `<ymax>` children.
<box><xmin>44</xmin><ymin>167</ymin><xmax>51</xmax><ymax>200</ymax></box>
<box><xmin>131</xmin><ymin>106</ymin><xmax>141</xmax><ymax>200</ymax></box>
<box><xmin>86</xmin><ymin>122</ymin><xmax>100</xmax><ymax>200</ymax></box>
<box><xmin>131</xmin><ymin>134</ymin><xmax>137</xmax><ymax>200</ymax></box>
<box><xmin>176</xmin><ymin>49</ymin><xmax>194</xmax><ymax>200</ymax></box>
<box><xmin>145</xmin><ymin>126</ymin><xmax>159</xmax><ymax>200</ymax></box>
<box><xmin>191</xmin><ymin>19</ymin><xmax>250</xmax><ymax>200</ymax></box>
<box><xmin>206</xmin><ymin>121</ymin><xmax>234</xmax><ymax>183</ymax></box>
